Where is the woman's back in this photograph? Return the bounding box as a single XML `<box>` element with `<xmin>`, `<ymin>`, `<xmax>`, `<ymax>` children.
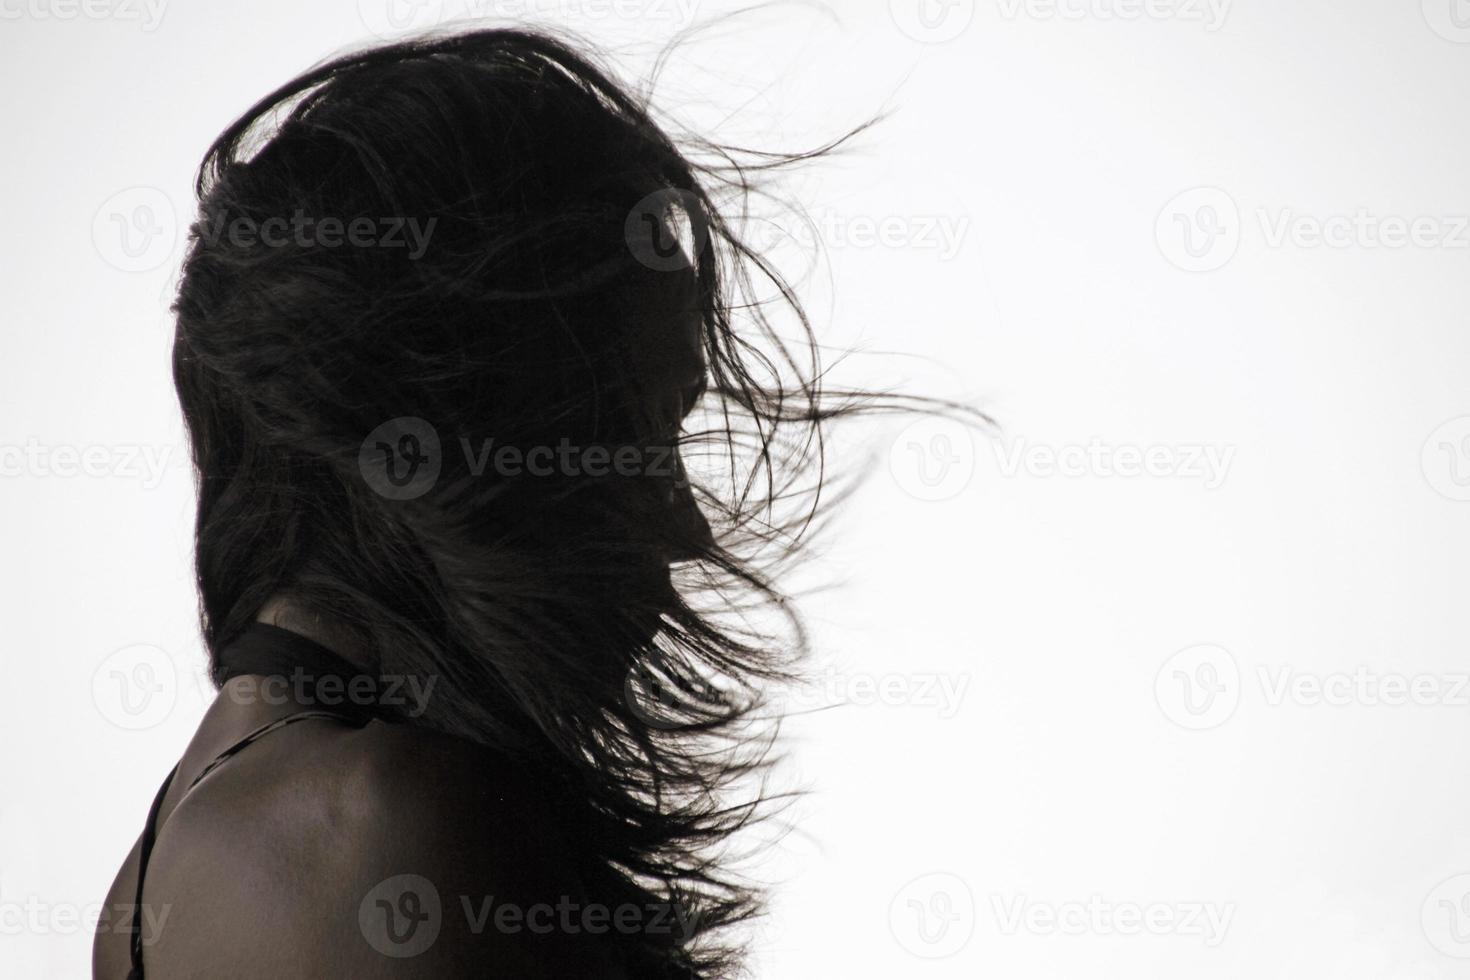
<box><xmin>94</xmin><ymin>623</ymin><xmax>626</xmax><ymax>979</ymax></box>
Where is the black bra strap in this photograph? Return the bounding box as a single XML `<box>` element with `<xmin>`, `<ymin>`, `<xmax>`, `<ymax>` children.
<box><xmin>126</xmin><ymin>763</ymin><xmax>176</xmax><ymax>978</ymax></box>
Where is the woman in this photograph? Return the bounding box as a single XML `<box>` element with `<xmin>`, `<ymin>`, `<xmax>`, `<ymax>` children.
<box><xmin>93</xmin><ymin>26</ymin><xmax>895</xmax><ymax>979</ymax></box>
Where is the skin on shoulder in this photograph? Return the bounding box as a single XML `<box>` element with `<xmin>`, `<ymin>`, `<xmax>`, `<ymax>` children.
<box><xmin>136</xmin><ymin>718</ymin><xmax>628</xmax><ymax>979</ymax></box>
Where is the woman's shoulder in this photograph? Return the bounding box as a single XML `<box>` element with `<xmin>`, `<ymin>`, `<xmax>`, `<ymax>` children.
<box><xmin>163</xmin><ymin>714</ymin><xmax>561</xmax><ymax>854</ymax></box>
<box><xmin>140</xmin><ymin>716</ymin><xmax>623</xmax><ymax>978</ymax></box>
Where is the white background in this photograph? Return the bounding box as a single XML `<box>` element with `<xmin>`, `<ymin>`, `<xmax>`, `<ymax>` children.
<box><xmin>5</xmin><ymin>0</ymin><xmax>1470</xmax><ymax>976</ymax></box>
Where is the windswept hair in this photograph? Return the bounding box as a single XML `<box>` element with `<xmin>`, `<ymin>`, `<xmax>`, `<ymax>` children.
<box><xmin>171</xmin><ymin>25</ymin><xmax>911</xmax><ymax>978</ymax></box>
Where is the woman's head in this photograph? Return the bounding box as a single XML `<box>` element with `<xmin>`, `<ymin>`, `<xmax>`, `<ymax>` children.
<box><xmin>176</xmin><ymin>29</ymin><xmax>725</xmax><ymax>642</ymax></box>
<box><xmin>173</xmin><ymin>25</ymin><xmax>876</xmax><ymax>977</ymax></box>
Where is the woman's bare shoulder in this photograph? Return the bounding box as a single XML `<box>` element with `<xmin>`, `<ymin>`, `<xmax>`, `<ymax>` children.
<box><xmin>139</xmin><ymin>718</ymin><xmax>623</xmax><ymax>979</ymax></box>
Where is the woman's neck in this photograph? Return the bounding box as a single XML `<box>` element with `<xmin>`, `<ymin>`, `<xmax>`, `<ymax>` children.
<box><xmin>254</xmin><ymin>595</ymin><xmax>378</xmax><ymax>672</ymax></box>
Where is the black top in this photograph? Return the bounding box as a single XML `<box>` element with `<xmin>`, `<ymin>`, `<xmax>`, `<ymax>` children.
<box><xmin>126</xmin><ymin>623</ymin><xmax>380</xmax><ymax>980</ymax></box>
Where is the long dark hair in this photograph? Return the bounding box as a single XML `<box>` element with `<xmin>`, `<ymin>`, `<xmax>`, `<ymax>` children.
<box><xmin>171</xmin><ymin>25</ymin><xmax>916</xmax><ymax>977</ymax></box>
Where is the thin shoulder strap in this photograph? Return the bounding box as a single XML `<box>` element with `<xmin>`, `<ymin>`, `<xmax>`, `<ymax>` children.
<box><xmin>126</xmin><ymin>710</ymin><xmax>360</xmax><ymax>978</ymax></box>
<box><xmin>126</xmin><ymin>764</ymin><xmax>176</xmax><ymax>978</ymax></box>
<box><xmin>180</xmin><ymin>710</ymin><xmax>357</xmax><ymax>798</ymax></box>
